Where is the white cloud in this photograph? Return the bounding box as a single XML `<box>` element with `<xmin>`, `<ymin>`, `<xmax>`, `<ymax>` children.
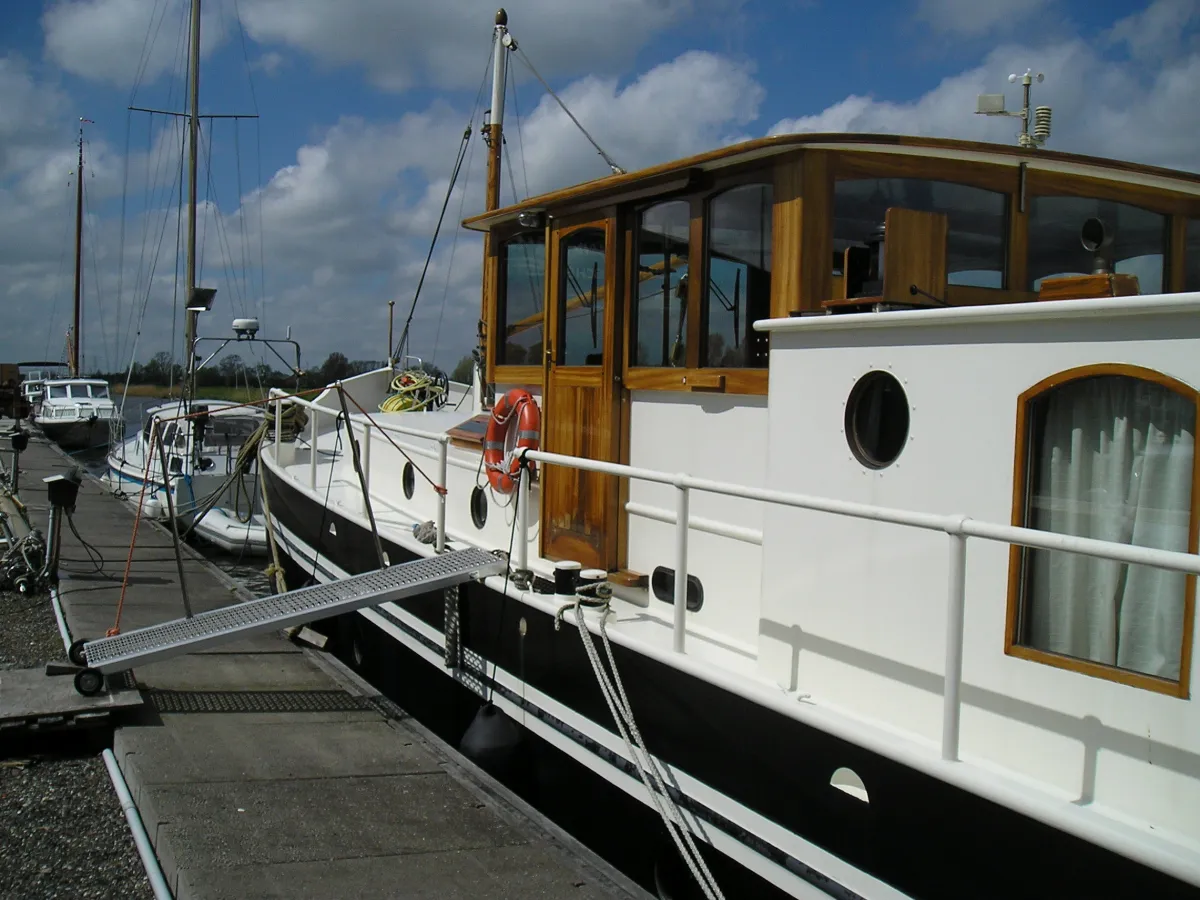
<box><xmin>769</xmin><ymin>36</ymin><xmax>1200</xmax><ymax>174</ymax></box>
<box><xmin>1107</xmin><ymin>0</ymin><xmax>1200</xmax><ymax>61</ymax></box>
<box><xmin>236</xmin><ymin>0</ymin><xmax>714</xmax><ymax>92</ymax></box>
<box><xmin>42</xmin><ymin>0</ymin><xmax>229</xmax><ymax>87</ymax></box>
<box><xmin>914</xmin><ymin>0</ymin><xmax>1051</xmax><ymax>36</ymax></box>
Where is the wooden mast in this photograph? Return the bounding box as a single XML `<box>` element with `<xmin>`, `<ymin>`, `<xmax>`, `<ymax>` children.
<box><xmin>71</xmin><ymin>119</ymin><xmax>85</xmax><ymax>376</ymax></box>
<box><xmin>479</xmin><ymin>9</ymin><xmax>509</xmax><ymax>394</ymax></box>
<box><xmin>183</xmin><ymin>0</ymin><xmax>201</xmax><ymax>400</ymax></box>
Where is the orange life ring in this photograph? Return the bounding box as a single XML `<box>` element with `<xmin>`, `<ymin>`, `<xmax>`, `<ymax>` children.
<box><xmin>483</xmin><ymin>388</ymin><xmax>540</xmax><ymax>494</ymax></box>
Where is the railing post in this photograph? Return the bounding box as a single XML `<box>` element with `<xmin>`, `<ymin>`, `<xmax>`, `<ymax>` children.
<box><xmin>361</xmin><ymin>422</ymin><xmax>372</xmax><ymax>515</ymax></box>
<box><xmin>274</xmin><ymin>395</ymin><xmax>282</xmax><ymax>451</ymax></box>
<box><xmin>515</xmin><ymin>460</ymin><xmax>529</xmax><ymax>571</ymax></box>
<box><xmin>942</xmin><ymin>528</ymin><xmax>968</xmax><ymax>762</ymax></box>
<box><xmin>673</xmin><ymin>480</ymin><xmax>690</xmax><ymax>653</ymax></box>
<box><xmin>309</xmin><ymin>406</ymin><xmax>318</xmax><ymax>491</ymax></box>
<box><xmin>435</xmin><ymin>437</ymin><xmax>448</xmax><ymax>553</ymax></box>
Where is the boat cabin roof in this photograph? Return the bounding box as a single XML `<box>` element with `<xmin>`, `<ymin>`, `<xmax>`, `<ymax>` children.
<box><xmin>42</xmin><ymin>378</ymin><xmax>110</xmax><ymax>387</ymax></box>
<box><xmin>463</xmin><ymin>132</ymin><xmax>1200</xmax><ymax>232</ymax></box>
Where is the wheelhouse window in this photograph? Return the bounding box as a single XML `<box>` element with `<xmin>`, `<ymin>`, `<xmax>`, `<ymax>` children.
<box><xmin>834</xmin><ymin>178</ymin><xmax>1007</xmax><ymax>289</ymax></box>
<box><xmin>558</xmin><ymin>228</ymin><xmax>606</xmax><ymax>366</ymax></box>
<box><xmin>1011</xmin><ymin>370</ymin><xmax>1196</xmax><ymax>690</ymax></box>
<box><xmin>705</xmin><ymin>184</ymin><xmax>771</xmax><ymax>368</ymax></box>
<box><xmin>632</xmin><ymin>200</ymin><xmax>690</xmax><ymax>367</ymax></box>
<box><xmin>92</xmin><ymin>384</ymin><xmax>109</xmax><ymax>399</ymax></box>
<box><xmin>48</xmin><ymin>385</ymin><xmax>68</xmax><ymax>399</ymax></box>
<box><xmin>1186</xmin><ymin>219</ymin><xmax>1200</xmax><ymax>292</ymax></box>
<box><xmin>496</xmin><ymin>231</ymin><xmax>545</xmax><ymax>366</ymax></box>
<box><xmin>1027</xmin><ymin>196</ymin><xmax>1165</xmax><ymax>293</ymax></box>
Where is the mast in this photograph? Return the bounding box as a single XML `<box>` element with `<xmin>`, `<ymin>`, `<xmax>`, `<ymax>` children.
<box><xmin>71</xmin><ymin>119</ymin><xmax>85</xmax><ymax>377</ymax></box>
<box><xmin>183</xmin><ymin>0</ymin><xmax>201</xmax><ymax>400</ymax></box>
<box><xmin>485</xmin><ymin>9</ymin><xmax>508</xmax><ymax>213</ymax></box>
<box><xmin>478</xmin><ymin>9</ymin><xmax>509</xmax><ymax>395</ymax></box>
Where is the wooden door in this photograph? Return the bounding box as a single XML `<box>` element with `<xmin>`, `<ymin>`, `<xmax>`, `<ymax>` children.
<box><xmin>540</xmin><ymin>214</ymin><xmax>622</xmax><ymax>569</ymax></box>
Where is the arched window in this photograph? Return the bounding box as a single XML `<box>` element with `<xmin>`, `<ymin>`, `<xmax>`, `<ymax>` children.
<box><xmin>1008</xmin><ymin>366</ymin><xmax>1198</xmax><ymax>694</ymax></box>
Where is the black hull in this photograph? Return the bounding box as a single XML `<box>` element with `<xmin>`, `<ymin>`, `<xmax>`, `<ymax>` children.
<box><xmin>263</xmin><ymin>464</ymin><xmax>1196</xmax><ymax>900</ymax></box>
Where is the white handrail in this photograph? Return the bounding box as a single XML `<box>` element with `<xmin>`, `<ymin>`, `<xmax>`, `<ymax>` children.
<box><xmin>522</xmin><ymin>446</ymin><xmax>1200</xmax><ymax>765</ymax></box>
<box><xmin>273</xmin><ymin>388</ymin><xmax>450</xmax><ymax>550</ymax></box>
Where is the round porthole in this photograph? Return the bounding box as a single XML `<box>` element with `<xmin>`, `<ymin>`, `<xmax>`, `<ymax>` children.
<box><xmin>402</xmin><ymin>462</ymin><xmax>415</xmax><ymax>499</ymax></box>
<box><xmin>845</xmin><ymin>371</ymin><xmax>909</xmax><ymax>469</ymax></box>
<box><xmin>470</xmin><ymin>486</ymin><xmax>488</xmax><ymax>529</ymax></box>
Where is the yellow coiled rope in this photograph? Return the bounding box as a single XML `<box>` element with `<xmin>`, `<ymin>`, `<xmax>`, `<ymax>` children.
<box><xmin>379</xmin><ymin>368</ymin><xmax>447</xmax><ymax>413</ymax></box>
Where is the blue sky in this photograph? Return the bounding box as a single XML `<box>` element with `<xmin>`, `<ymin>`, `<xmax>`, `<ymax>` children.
<box><xmin>1</xmin><ymin>0</ymin><xmax>1197</xmax><ymax>377</ymax></box>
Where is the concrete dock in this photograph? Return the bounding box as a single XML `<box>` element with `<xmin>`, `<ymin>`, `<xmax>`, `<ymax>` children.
<box><xmin>6</xmin><ymin>433</ymin><xmax>649</xmax><ymax>900</ymax></box>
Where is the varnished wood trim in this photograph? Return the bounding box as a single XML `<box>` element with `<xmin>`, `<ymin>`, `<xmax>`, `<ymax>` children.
<box><xmin>483</xmin><ymin>234</ymin><xmax>499</xmax><ymax>384</ymax></box>
<box><xmin>492</xmin><ymin>366</ymin><xmax>544</xmax><ymax>386</ymax></box>
<box><xmin>1169</xmin><ymin>215</ymin><xmax>1187</xmax><ymax>293</ymax></box>
<box><xmin>1004</xmin><ymin>645</ymin><xmax>1188</xmax><ymax>696</ymax></box>
<box><xmin>1005</xmin><ymin>363</ymin><xmax>1198</xmax><ymax>698</ymax></box>
<box><xmin>772</xmin><ymin>157</ymin><xmax>803</xmax><ymax>319</ymax></box>
<box><xmin>832</xmin><ymin>151</ymin><xmax>1019</xmax><ymax>194</ymax></box>
<box><xmin>686</xmin><ymin>208</ymin><xmax>704</xmax><ymax>369</ymax></box>
<box><xmin>463</xmin><ymin>133</ymin><xmax>1200</xmax><ymax>233</ymax></box>
<box><xmin>1025</xmin><ymin>168</ymin><xmax>1200</xmax><ymax>216</ymax></box>
<box><xmin>624</xmin><ymin>367</ymin><xmax>767</xmax><ymax>395</ymax></box>
<box><xmin>798</xmin><ymin>151</ymin><xmax>832</xmax><ymax>313</ymax></box>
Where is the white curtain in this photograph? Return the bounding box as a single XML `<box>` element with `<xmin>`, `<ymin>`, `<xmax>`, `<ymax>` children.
<box><xmin>1026</xmin><ymin>376</ymin><xmax>1194</xmax><ymax>680</ymax></box>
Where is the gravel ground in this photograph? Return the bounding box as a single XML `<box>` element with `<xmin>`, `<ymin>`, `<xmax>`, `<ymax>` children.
<box><xmin>0</xmin><ymin>590</ymin><xmax>154</xmax><ymax>900</ymax></box>
<box><xmin>0</xmin><ymin>591</ymin><xmax>65</xmax><ymax>671</ymax></box>
<box><xmin>0</xmin><ymin>756</ymin><xmax>152</xmax><ymax>900</ymax></box>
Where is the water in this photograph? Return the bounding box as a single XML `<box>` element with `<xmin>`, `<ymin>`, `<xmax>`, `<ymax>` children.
<box><xmin>75</xmin><ymin>394</ymin><xmax>274</xmax><ymax>598</ymax></box>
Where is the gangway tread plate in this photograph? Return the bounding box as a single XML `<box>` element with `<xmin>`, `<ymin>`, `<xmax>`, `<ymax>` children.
<box><xmin>84</xmin><ymin>548</ymin><xmax>505</xmax><ymax>674</ymax></box>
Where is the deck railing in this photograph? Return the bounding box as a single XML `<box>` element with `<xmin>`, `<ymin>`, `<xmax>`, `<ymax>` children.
<box><xmin>270</xmin><ymin>390</ymin><xmax>1200</xmax><ymax>765</ymax></box>
<box><xmin>271</xmin><ymin>389</ymin><xmax>450</xmax><ymax>553</ymax></box>
<box><xmin>520</xmin><ymin>447</ymin><xmax>1200</xmax><ymax>766</ymax></box>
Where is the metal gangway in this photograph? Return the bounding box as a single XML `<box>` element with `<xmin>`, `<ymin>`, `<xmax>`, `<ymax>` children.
<box><xmin>73</xmin><ymin>548</ymin><xmax>506</xmax><ymax>694</ymax></box>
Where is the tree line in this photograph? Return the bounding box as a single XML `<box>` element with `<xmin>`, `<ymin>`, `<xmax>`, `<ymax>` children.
<box><xmin>89</xmin><ymin>351</ymin><xmax>476</xmax><ymax>391</ymax></box>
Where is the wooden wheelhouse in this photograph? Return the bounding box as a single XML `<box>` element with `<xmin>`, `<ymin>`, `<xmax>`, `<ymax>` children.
<box><xmin>469</xmin><ymin>134</ymin><xmax>1200</xmax><ymax>574</ymax></box>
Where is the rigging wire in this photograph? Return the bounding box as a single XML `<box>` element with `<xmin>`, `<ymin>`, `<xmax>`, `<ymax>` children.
<box><xmin>82</xmin><ymin>172</ymin><xmax>115</xmax><ymax>372</ymax></box>
<box><xmin>513</xmin><ymin>46</ymin><xmax>625</xmax><ymax>175</ymax></box>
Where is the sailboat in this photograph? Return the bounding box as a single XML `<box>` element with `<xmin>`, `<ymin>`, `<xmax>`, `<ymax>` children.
<box><xmin>104</xmin><ymin>0</ymin><xmax>273</xmax><ymax>555</ymax></box>
<box><xmin>257</xmin><ymin>11</ymin><xmax>1200</xmax><ymax>900</ymax></box>
<box><xmin>34</xmin><ymin>119</ymin><xmax>119</xmax><ymax>453</ymax></box>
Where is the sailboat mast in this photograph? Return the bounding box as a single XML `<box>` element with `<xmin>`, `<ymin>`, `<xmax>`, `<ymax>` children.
<box><xmin>71</xmin><ymin>119</ymin><xmax>85</xmax><ymax>377</ymax></box>
<box><xmin>478</xmin><ymin>9</ymin><xmax>509</xmax><ymax>395</ymax></box>
<box><xmin>485</xmin><ymin>9</ymin><xmax>508</xmax><ymax>213</ymax></box>
<box><xmin>183</xmin><ymin>0</ymin><xmax>201</xmax><ymax>400</ymax></box>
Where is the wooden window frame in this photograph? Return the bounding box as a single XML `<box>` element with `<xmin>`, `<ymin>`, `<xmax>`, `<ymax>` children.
<box><xmin>829</xmin><ymin>152</ymin><xmax>1017</xmax><ymax>297</ymax></box>
<box><xmin>1005</xmin><ymin>363</ymin><xmax>1199</xmax><ymax>697</ymax></box>
<box><xmin>623</xmin><ymin>167</ymin><xmax>772</xmax><ymax>396</ymax></box>
<box><xmin>489</xmin><ymin>224</ymin><xmax>549</xmax><ymax>386</ymax></box>
<box><xmin>1024</xmin><ymin>169</ymin><xmax>1200</xmax><ymax>296</ymax></box>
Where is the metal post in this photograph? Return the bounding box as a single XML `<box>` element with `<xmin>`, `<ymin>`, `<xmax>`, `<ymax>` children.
<box><xmin>274</xmin><ymin>396</ymin><xmax>282</xmax><ymax>451</ymax></box>
<box><xmin>435</xmin><ymin>437</ymin><xmax>448</xmax><ymax>553</ymax></box>
<box><xmin>942</xmin><ymin>531</ymin><xmax>968</xmax><ymax>761</ymax></box>
<box><xmin>515</xmin><ymin>462</ymin><xmax>529</xmax><ymax>571</ymax></box>
<box><xmin>673</xmin><ymin>482</ymin><xmax>689</xmax><ymax>653</ymax></box>
<box><xmin>152</xmin><ymin>422</ymin><xmax>193</xmax><ymax>619</ymax></box>
<box><xmin>361</xmin><ymin>423</ymin><xmax>372</xmax><ymax>515</ymax></box>
<box><xmin>308</xmin><ymin>406</ymin><xmax>318</xmax><ymax>491</ymax></box>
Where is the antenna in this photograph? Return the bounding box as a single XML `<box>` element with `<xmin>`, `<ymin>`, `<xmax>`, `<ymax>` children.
<box><xmin>975</xmin><ymin>69</ymin><xmax>1052</xmax><ymax>149</ymax></box>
